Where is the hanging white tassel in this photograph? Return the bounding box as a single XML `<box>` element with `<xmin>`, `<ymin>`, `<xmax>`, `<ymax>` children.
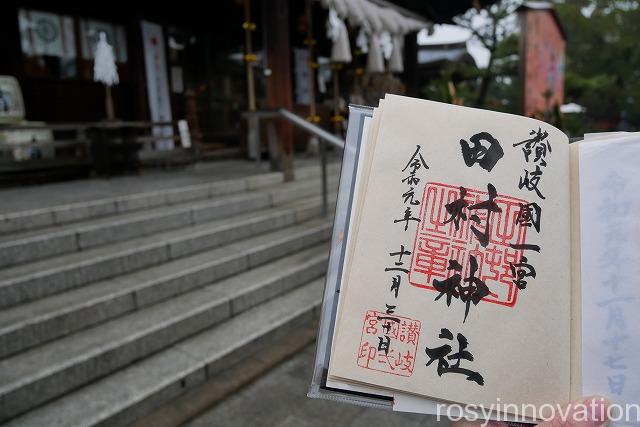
<box><xmin>327</xmin><ymin>9</ymin><xmax>352</xmax><ymax>63</ymax></box>
<box><xmin>366</xmin><ymin>33</ymin><xmax>384</xmax><ymax>74</ymax></box>
<box><xmin>93</xmin><ymin>32</ymin><xmax>119</xmax><ymax>86</ymax></box>
<box><xmin>388</xmin><ymin>35</ymin><xmax>404</xmax><ymax>73</ymax></box>
<box><xmin>331</xmin><ymin>22</ymin><xmax>352</xmax><ymax>63</ymax></box>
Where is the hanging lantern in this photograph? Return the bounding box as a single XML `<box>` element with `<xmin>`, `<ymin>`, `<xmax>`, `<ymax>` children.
<box><xmin>366</xmin><ymin>33</ymin><xmax>384</xmax><ymax>74</ymax></box>
<box><xmin>388</xmin><ymin>35</ymin><xmax>404</xmax><ymax>73</ymax></box>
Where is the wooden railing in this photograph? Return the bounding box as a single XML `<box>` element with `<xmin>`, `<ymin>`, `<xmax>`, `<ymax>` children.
<box><xmin>243</xmin><ymin>108</ymin><xmax>345</xmax><ymax>216</ymax></box>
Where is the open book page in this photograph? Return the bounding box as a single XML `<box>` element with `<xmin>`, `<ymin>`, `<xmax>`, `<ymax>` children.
<box><xmin>578</xmin><ymin>134</ymin><xmax>640</xmax><ymax>425</ymax></box>
<box><xmin>329</xmin><ymin>104</ymin><xmax>537</xmax><ymax>423</ymax></box>
<box><xmin>331</xmin><ymin>102</ymin><xmax>384</xmax><ymax>352</ymax></box>
<box><xmin>570</xmin><ymin>142</ymin><xmax>583</xmax><ymax>400</ymax></box>
<box><xmin>328</xmin><ymin>95</ymin><xmax>571</xmax><ymax>414</ymax></box>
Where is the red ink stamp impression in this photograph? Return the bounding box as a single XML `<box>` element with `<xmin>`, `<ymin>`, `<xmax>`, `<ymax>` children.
<box><xmin>357</xmin><ymin>310</ymin><xmax>421</xmax><ymax>376</ymax></box>
<box><xmin>409</xmin><ymin>182</ymin><xmax>530</xmax><ymax>307</ymax></box>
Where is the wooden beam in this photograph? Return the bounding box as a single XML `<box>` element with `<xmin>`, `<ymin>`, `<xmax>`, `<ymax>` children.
<box><xmin>263</xmin><ymin>0</ymin><xmax>295</xmax><ymax>181</ymax></box>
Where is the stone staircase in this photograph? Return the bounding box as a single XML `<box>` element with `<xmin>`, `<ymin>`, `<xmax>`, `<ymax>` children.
<box><xmin>0</xmin><ymin>164</ymin><xmax>339</xmax><ymax>426</ymax></box>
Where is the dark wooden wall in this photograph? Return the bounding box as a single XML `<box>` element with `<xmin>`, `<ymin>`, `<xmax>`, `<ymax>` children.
<box><xmin>0</xmin><ymin>1</ymin><xmax>245</xmax><ymax>125</ymax></box>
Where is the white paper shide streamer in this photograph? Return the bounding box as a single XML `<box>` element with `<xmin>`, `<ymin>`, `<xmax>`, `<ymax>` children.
<box><xmin>379</xmin><ymin>31</ymin><xmax>393</xmax><ymax>60</ymax></box>
<box><xmin>356</xmin><ymin>27</ymin><xmax>369</xmax><ymax>54</ymax></box>
<box><xmin>93</xmin><ymin>32</ymin><xmax>119</xmax><ymax>86</ymax></box>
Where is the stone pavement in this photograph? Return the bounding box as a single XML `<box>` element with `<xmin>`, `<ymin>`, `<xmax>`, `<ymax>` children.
<box><xmin>183</xmin><ymin>344</ymin><xmax>449</xmax><ymax>427</ymax></box>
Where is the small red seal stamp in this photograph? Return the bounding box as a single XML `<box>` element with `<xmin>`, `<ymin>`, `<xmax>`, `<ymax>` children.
<box><xmin>409</xmin><ymin>182</ymin><xmax>530</xmax><ymax>307</ymax></box>
<box><xmin>357</xmin><ymin>310</ymin><xmax>421</xmax><ymax>377</ymax></box>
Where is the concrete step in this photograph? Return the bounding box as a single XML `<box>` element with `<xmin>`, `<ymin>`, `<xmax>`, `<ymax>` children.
<box><xmin>0</xmin><ymin>163</ymin><xmax>340</xmax><ymax>236</ymax></box>
<box><xmin>0</xmin><ymin>173</ymin><xmax>338</xmax><ymax>269</ymax></box>
<box><xmin>0</xmin><ymin>278</ymin><xmax>324</xmax><ymax>427</ymax></box>
<box><xmin>0</xmin><ymin>192</ymin><xmax>335</xmax><ymax>309</ymax></box>
<box><xmin>0</xmin><ymin>218</ymin><xmax>332</xmax><ymax>358</ymax></box>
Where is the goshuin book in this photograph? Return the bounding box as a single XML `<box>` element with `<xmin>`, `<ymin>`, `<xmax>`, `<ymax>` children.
<box><xmin>308</xmin><ymin>94</ymin><xmax>640</xmax><ymax>423</ymax></box>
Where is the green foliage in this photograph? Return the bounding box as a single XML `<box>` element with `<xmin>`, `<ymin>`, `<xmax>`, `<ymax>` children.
<box><xmin>554</xmin><ymin>0</ymin><xmax>640</xmax><ymax>130</ymax></box>
<box><xmin>421</xmin><ymin>0</ymin><xmax>640</xmax><ymax>133</ymax></box>
<box><xmin>421</xmin><ymin>0</ymin><xmax>520</xmax><ymax>111</ymax></box>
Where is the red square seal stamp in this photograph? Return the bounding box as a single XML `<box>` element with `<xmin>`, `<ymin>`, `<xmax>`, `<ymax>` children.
<box><xmin>409</xmin><ymin>182</ymin><xmax>530</xmax><ymax>307</ymax></box>
<box><xmin>357</xmin><ymin>310</ymin><xmax>421</xmax><ymax>377</ymax></box>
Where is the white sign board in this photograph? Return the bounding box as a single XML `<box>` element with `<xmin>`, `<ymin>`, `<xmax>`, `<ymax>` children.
<box><xmin>141</xmin><ymin>20</ymin><xmax>174</xmax><ymax>150</ymax></box>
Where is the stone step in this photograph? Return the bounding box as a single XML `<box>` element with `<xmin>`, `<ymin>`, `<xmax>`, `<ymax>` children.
<box><xmin>0</xmin><ymin>219</ymin><xmax>332</xmax><ymax>358</ymax></box>
<box><xmin>0</xmin><ymin>174</ymin><xmax>338</xmax><ymax>269</ymax></box>
<box><xmin>0</xmin><ymin>193</ymin><xmax>334</xmax><ymax>309</ymax></box>
<box><xmin>0</xmin><ymin>278</ymin><xmax>324</xmax><ymax>426</ymax></box>
<box><xmin>0</xmin><ymin>162</ymin><xmax>340</xmax><ymax>236</ymax></box>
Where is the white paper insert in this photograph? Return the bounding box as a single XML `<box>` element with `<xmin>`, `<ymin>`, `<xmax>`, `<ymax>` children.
<box><xmin>579</xmin><ymin>135</ymin><xmax>640</xmax><ymax>426</ymax></box>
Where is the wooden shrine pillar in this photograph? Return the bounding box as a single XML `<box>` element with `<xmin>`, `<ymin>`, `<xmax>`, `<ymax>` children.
<box><xmin>402</xmin><ymin>33</ymin><xmax>419</xmax><ymax>98</ymax></box>
<box><xmin>263</xmin><ymin>0</ymin><xmax>295</xmax><ymax>181</ymax></box>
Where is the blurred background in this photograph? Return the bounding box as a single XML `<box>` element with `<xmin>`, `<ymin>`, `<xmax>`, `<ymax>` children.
<box><xmin>0</xmin><ymin>0</ymin><xmax>636</xmax><ymax>426</ymax></box>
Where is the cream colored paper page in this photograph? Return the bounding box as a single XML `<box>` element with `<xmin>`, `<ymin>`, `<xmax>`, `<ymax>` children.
<box><xmin>328</xmin><ymin>95</ymin><xmax>571</xmax><ymax>413</ymax></box>
<box><xmin>332</xmin><ymin>101</ymin><xmax>384</xmax><ymax>349</ymax></box>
